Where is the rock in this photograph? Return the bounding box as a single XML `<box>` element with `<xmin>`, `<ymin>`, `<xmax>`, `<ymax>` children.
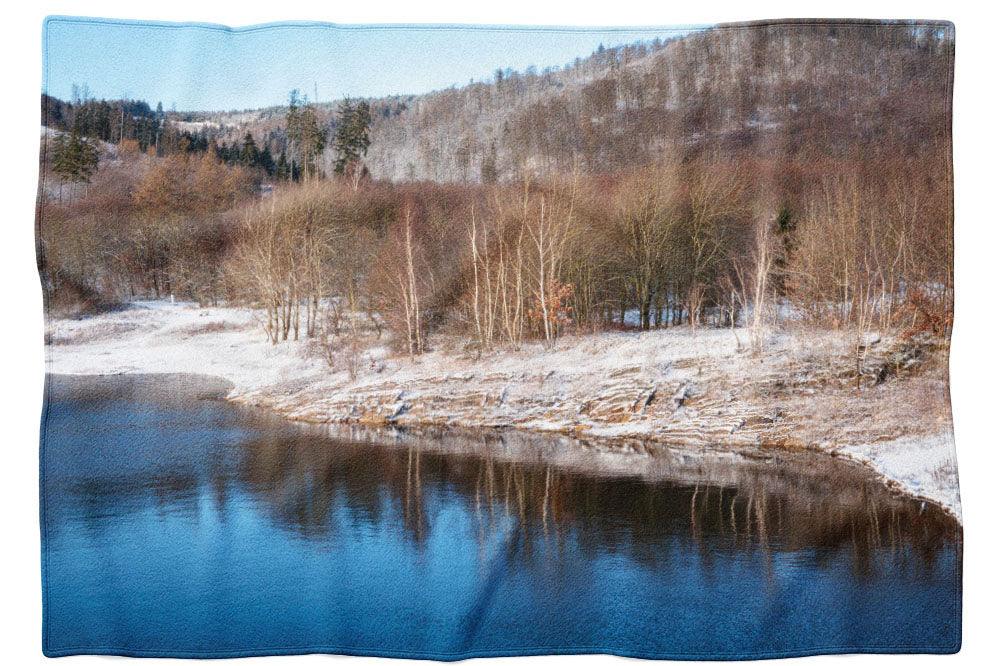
<box><xmin>387</xmin><ymin>402</ymin><xmax>410</xmax><ymax>422</ymax></box>
<box><xmin>672</xmin><ymin>383</ymin><xmax>690</xmax><ymax>410</ymax></box>
<box><xmin>639</xmin><ymin>384</ymin><xmax>658</xmax><ymax>414</ymax></box>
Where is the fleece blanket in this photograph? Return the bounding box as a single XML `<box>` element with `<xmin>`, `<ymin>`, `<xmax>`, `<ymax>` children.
<box><xmin>38</xmin><ymin>16</ymin><xmax>961</xmax><ymax>659</ymax></box>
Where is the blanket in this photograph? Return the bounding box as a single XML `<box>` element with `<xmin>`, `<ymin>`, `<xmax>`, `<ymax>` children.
<box><xmin>38</xmin><ymin>16</ymin><xmax>961</xmax><ymax>659</ymax></box>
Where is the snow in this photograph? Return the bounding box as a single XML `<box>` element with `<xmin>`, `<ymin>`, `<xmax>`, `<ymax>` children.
<box><xmin>45</xmin><ymin>300</ymin><xmax>962</xmax><ymax>522</ymax></box>
<box><xmin>837</xmin><ymin>432</ymin><xmax>961</xmax><ymax>520</ymax></box>
<box><xmin>46</xmin><ymin>301</ymin><xmax>328</xmax><ymax>391</ymax></box>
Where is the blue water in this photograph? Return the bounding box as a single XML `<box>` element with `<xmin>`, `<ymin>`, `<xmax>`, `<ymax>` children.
<box><xmin>41</xmin><ymin>374</ymin><xmax>961</xmax><ymax>659</ymax></box>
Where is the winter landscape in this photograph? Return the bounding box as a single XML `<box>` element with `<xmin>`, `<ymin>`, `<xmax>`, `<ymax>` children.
<box><xmin>38</xmin><ymin>18</ymin><xmax>962</xmax><ymax>659</ymax></box>
<box><xmin>46</xmin><ymin>299</ymin><xmax>959</xmax><ymax>518</ymax></box>
<box><xmin>40</xmin><ymin>20</ymin><xmax>958</xmax><ymax>518</ymax></box>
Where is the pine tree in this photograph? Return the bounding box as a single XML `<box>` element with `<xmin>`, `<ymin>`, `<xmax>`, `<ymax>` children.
<box><xmin>275</xmin><ymin>151</ymin><xmax>291</xmax><ymax>181</ymax></box>
<box><xmin>51</xmin><ymin>130</ymin><xmax>99</xmax><ymax>200</ymax></box>
<box><xmin>240</xmin><ymin>132</ymin><xmax>260</xmax><ymax>168</ymax></box>
<box><xmin>333</xmin><ymin>99</ymin><xmax>372</xmax><ymax>176</ymax></box>
<box><xmin>286</xmin><ymin>90</ymin><xmax>326</xmax><ymax>180</ymax></box>
<box><xmin>259</xmin><ymin>146</ymin><xmax>275</xmax><ymax>176</ymax></box>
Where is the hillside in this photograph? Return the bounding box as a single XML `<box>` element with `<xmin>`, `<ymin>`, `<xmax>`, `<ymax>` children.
<box><xmin>131</xmin><ymin>20</ymin><xmax>953</xmax><ymax>184</ymax></box>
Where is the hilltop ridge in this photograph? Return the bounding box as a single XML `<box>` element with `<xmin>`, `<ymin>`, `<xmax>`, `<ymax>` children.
<box><xmin>42</xmin><ymin>21</ymin><xmax>953</xmax><ymax>184</ymax></box>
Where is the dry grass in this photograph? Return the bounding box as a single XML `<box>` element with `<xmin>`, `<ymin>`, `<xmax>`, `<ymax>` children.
<box><xmin>181</xmin><ymin>320</ymin><xmax>248</xmax><ymax>337</ymax></box>
<box><xmin>760</xmin><ymin>336</ymin><xmax>952</xmax><ymax>449</ymax></box>
<box><xmin>46</xmin><ymin>321</ymin><xmax>140</xmax><ymax>346</ymax></box>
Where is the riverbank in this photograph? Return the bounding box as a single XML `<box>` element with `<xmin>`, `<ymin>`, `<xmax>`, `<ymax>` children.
<box><xmin>45</xmin><ymin>300</ymin><xmax>961</xmax><ymax>521</ymax></box>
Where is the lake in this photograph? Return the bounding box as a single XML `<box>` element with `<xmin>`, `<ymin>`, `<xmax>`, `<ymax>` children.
<box><xmin>40</xmin><ymin>374</ymin><xmax>961</xmax><ymax>659</ymax></box>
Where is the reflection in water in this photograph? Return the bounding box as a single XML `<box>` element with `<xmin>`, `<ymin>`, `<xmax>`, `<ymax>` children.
<box><xmin>239</xmin><ymin>427</ymin><xmax>958</xmax><ymax>577</ymax></box>
<box><xmin>42</xmin><ymin>374</ymin><xmax>962</xmax><ymax>658</ymax></box>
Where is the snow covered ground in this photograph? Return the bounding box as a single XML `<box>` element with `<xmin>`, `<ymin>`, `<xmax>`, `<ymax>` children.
<box><xmin>837</xmin><ymin>432</ymin><xmax>961</xmax><ymax>522</ymax></box>
<box><xmin>45</xmin><ymin>300</ymin><xmax>962</xmax><ymax>521</ymax></box>
<box><xmin>46</xmin><ymin>301</ymin><xmax>327</xmax><ymax>389</ymax></box>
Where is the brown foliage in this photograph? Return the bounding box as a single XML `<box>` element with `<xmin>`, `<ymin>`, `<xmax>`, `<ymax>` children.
<box><xmin>39</xmin><ymin>149</ymin><xmax>254</xmax><ymax>307</ymax></box>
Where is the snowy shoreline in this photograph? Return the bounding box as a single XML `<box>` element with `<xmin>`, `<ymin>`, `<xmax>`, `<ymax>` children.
<box><xmin>45</xmin><ymin>300</ymin><xmax>962</xmax><ymax>522</ymax></box>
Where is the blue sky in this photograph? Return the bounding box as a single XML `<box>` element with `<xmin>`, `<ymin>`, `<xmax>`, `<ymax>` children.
<box><xmin>43</xmin><ymin>17</ymin><xmax>700</xmax><ymax>111</ymax></box>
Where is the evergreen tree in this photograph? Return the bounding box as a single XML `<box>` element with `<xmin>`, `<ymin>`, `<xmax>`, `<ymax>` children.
<box><xmin>286</xmin><ymin>90</ymin><xmax>326</xmax><ymax>180</ymax></box>
<box><xmin>240</xmin><ymin>132</ymin><xmax>260</xmax><ymax>168</ymax></box>
<box><xmin>772</xmin><ymin>205</ymin><xmax>797</xmax><ymax>294</ymax></box>
<box><xmin>333</xmin><ymin>99</ymin><xmax>372</xmax><ymax>176</ymax></box>
<box><xmin>275</xmin><ymin>151</ymin><xmax>290</xmax><ymax>181</ymax></box>
<box><xmin>50</xmin><ymin>130</ymin><xmax>99</xmax><ymax>200</ymax></box>
<box><xmin>259</xmin><ymin>146</ymin><xmax>275</xmax><ymax>176</ymax></box>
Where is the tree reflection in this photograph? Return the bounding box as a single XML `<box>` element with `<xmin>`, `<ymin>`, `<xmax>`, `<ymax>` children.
<box><xmin>236</xmin><ymin>425</ymin><xmax>961</xmax><ymax>577</ymax></box>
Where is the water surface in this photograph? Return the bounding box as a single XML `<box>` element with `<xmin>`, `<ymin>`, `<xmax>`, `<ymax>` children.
<box><xmin>41</xmin><ymin>374</ymin><xmax>961</xmax><ymax>659</ymax></box>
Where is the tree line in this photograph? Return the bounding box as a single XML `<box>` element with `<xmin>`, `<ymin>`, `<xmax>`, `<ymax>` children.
<box><xmin>38</xmin><ymin>22</ymin><xmax>953</xmax><ymax>363</ymax></box>
<box><xmin>44</xmin><ymin>90</ymin><xmax>373</xmax><ymax>191</ymax></box>
<box><xmin>39</xmin><ymin>142</ymin><xmax>953</xmax><ymax>359</ymax></box>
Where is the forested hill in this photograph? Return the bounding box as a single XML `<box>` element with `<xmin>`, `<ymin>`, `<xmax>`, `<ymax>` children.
<box><xmin>363</xmin><ymin>21</ymin><xmax>954</xmax><ymax>183</ymax></box>
<box><xmin>42</xmin><ymin>20</ymin><xmax>953</xmax><ymax>184</ymax></box>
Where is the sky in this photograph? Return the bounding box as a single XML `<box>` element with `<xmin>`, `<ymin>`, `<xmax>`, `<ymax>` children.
<box><xmin>43</xmin><ymin>16</ymin><xmax>700</xmax><ymax>112</ymax></box>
